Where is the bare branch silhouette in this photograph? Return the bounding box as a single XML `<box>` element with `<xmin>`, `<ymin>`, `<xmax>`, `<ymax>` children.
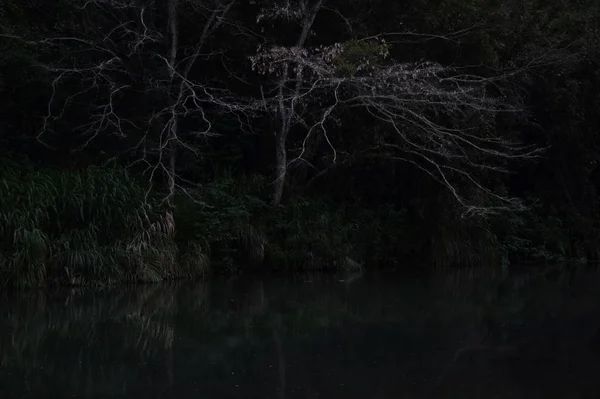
<box><xmin>249</xmin><ymin>0</ymin><xmax>563</xmax><ymax>214</ymax></box>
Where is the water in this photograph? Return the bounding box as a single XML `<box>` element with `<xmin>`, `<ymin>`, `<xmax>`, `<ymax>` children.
<box><xmin>1</xmin><ymin>267</ymin><xmax>600</xmax><ymax>398</ymax></box>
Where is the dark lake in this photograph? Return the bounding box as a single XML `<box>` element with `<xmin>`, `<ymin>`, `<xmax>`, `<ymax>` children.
<box><xmin>1</xmin><ymin>267</ymin><xmax>600</xmax><ymax>398</ymax></box>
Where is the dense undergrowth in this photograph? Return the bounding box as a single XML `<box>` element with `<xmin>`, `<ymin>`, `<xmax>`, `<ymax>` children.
<box><xmin>1</xmin><ymin>164</ymin><xmax>594</xmax><ymax>287</ymax></box>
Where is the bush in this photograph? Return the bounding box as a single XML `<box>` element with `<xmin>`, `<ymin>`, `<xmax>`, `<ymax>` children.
<box><xmin>262</xmin><ymin>198</ymin><xmax>360</xmax><ymax>271</ymax></box>
<box><xmin>172</xmin><ymin>170</ymin><xmax>269</xmax><ymax>274</ymax></box>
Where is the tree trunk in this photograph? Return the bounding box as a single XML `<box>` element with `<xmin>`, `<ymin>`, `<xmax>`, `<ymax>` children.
<box><xmin>167</xmin><ymin>138</ymin><xmax>177</xmax><ymax>206</ymax></box>
<box><xmin>166</xmin><ymin>0</ymin><xmax>178</xmax><ymax>219</ymax></box>
<box><xmin>272</xmin><ymin>132</ymin><xmax>288</xmax><ymax>207</ymax></box>
<box><xmin>269</xmin><ymin>0</ymin><xmax>323</xmax><ymax>207</ymax></box>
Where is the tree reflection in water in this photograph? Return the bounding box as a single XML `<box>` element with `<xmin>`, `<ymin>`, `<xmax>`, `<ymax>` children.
<box><xmin>1</xmin><ymin>268</ymin><xmax>600</xmax><ymax>398</ymax></box>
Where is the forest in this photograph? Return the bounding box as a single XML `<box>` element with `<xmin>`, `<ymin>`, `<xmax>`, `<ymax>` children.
<box><xmin>0</xmin><ymin>0</ymin><xmax>599</xmax><ymax>287</ymax></box>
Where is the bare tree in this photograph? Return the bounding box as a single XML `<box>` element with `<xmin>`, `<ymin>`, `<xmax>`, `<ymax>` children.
<box><xmin>250</xmin><ymin>0</ymin><xmax>553</xmax><ymax>214</ymax></box>
<box><xmin>160</xmin><ymin>0</ymin><xmax>238</xmax><ymax>225</ymax></box>
<box><xmin>250</xmin><ymin>0</ymin><xmax>325</xmax><ymax>207</ymax></box>
<box><xmin>7</xmin><ymin>0</ymin><xmax>248</xmax><ymax>224</ymax></box>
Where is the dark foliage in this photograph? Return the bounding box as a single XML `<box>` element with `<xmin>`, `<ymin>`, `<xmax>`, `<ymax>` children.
<box><xmin>1</xmin><ymin>0</ymin><xmax>599</xmax><ymax>285</ymax></box>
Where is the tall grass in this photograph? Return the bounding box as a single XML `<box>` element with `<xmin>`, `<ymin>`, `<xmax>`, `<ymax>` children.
<box><xmin>0</xmin><ymin>166</ymin><xmax>204</xmax><ymax>287</ymax></box>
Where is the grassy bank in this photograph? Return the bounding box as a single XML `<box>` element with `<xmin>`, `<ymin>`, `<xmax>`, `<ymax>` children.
<box><xmin>1</xmin><ymin>165</ymin><xmax>593</xmax><ymax>287</ymax></box>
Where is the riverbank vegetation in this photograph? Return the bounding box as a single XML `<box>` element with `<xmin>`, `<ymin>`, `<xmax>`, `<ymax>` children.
<box><xmin>1</xmin><ymin>0</ymin><xmax>599</xmax><ymax>286</ymax></box>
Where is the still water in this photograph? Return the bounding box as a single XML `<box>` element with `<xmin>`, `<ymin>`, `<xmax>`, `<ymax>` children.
<box><xmin>1</xmin><ymin>267</ymin><xmax>600</xmax><ymax>398</ymax></box>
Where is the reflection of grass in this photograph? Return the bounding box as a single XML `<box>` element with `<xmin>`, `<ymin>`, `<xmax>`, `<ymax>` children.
<box><xmin>1</xmin><ymin>267</ymin><xmax>600</xmax><ymax>396</ymax></box>
<box><xmin>0</xmin><ymin>285</ymin><xmax>189</xmax><ymax>395</ymax></box>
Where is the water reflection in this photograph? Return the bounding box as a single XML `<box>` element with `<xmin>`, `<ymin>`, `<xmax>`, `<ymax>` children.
<box><xmin>1</xmin><ymin>267</ymin><xmax>600</xmax><ymax>398</ymax></box>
